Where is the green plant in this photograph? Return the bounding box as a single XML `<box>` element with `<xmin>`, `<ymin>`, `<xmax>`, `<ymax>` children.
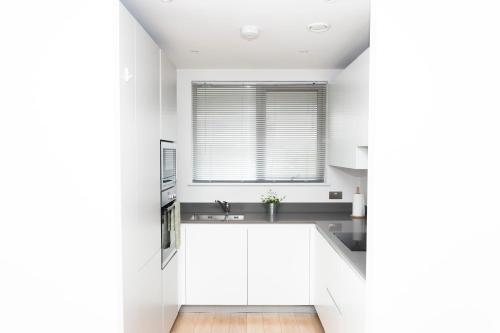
<box><xmin>261</xmin><ymin>189</ymin><xmax>285</xmax><ymax>204</ymax></box>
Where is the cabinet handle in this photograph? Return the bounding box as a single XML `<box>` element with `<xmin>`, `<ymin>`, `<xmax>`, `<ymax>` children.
<box><xmin>326</xmin><ymin>287</ymin><xmax>343</xmax><ymax>315</ymax></box>
<box><xmin>123</xmin><ymin>67</ymin><xmax>133</xmax><ymax>82</ymax></box>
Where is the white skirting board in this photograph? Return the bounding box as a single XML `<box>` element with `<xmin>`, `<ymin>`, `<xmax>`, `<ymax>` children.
<box><xmin>180</xmin><ymin>305</ymin><xmax>316</xmax><ymax>314</ymax></box>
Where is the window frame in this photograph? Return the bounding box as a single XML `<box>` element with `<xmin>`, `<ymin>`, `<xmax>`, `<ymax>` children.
<box><xmin>191</xmin><ymin>81</ymin><xmax>328</xmax><ymax>184</ymax></box>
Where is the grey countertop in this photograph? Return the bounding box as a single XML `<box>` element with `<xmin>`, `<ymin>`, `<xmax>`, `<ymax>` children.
<box><xmin>181</xmin><ymin>212</ymin><xmax>366</xmax><ymax>279</ymax></box>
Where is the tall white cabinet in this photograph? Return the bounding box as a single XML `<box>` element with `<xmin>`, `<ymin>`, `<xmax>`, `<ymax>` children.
<box><xmin>329</xmin><ymin>48</ymin><xmax>369</xmax><ymax>170</ymax></box>
<box><xmin>161</xmin><ymin>52</ymin><xmax>177</xmax><ymax>142</ymax></box>
<box><xmin>120</xmin><ymin>4</ymin><xmax>162</xmax><ymax>333</ymax></box>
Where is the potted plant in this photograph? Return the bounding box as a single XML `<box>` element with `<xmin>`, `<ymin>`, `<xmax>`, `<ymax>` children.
<box><xmin>261</xmin><ymin>189</ymin><xmax>285</xmax><ymax>222</ymax></box>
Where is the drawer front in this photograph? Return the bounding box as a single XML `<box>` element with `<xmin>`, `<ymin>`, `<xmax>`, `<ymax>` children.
<box><xmin>317</xmin><ymin>286</ymin><xmax>343</xmax><ymax>333</ymax></box>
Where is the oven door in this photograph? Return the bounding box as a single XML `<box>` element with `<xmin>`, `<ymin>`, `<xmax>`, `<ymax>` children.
<box><xmin>161</xmin><ymin>201</ymin><xmax>177</xmax><ymax>269</ymax></box>
<box><xmin>161</xmin><ymin>141</ymin><xmax>176</xmax><ymax>191</ymax></box>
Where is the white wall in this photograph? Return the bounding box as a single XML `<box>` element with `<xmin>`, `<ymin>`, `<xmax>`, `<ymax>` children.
<box><xmin>176</xmin><ymin>69</ymin><xmax>367</xmax><ymax>203</ymax></box>
<box><xmin>0</xmin><ymin>1</ymin><xmax>123</xmax><ymax>333</ymax></box>
<box><xmin>367</xmin><ymin>1</ymin><xmax>500</xmax><ymax>333</ymax></box>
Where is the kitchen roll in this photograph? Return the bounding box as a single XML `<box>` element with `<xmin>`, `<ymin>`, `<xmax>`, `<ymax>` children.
<box><xmin>352</xmin><ymin>193</ymin><xmax>366</xmax><ymax>217</ymax></box>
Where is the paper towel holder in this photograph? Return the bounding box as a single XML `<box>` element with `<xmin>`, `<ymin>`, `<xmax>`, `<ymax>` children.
<box><xmin>352</xmin><ymin>186</ymin><xmax>366</xmax><ymax>219</ymax></box>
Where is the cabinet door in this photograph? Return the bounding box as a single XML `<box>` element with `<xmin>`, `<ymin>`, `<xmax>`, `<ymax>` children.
<box><xmin>160</xmin><ymin>51</ymin><xmax>177</xmax><ymax>141</ymax></box>
<box><xmin>340</xmin><ymin>260</ymin><xmax>366</xmax><ymax>333</ymax></box>
<box><xmin>123</xmin><ymin>250</ymin><xmax>162</xmax><ymax>333</ymax></box>
<box><xmin>185</xmin><ymin>224</ymin><xmax>247</xmax><ymax>305</ymax></box>
<box><xmin>328</xmin><ymin>48</ymin><xmax>369</xmax><ymax>169</ymax></box>
<box><xmin>162</xmin><ymin>253</ymin><xmax>179</xmax><ymax>333</ymax></box>
<box><xmin>316</xmin><ymin>286</ymin><xmax>343</xmax><ymax>333</ymax></box>
<box><xmin>135</xmin><ymin>22</ymin><xmax>161</xmax><ymax>265</ymax></box>
<box><xmin>247</xmin><ymin>225</ymin><xmax>310</xmax><ymax>305</ymax></box>
<box><xmin>313</xmin><ymin>229</ymin><xmax>343</xmax><ymax>333</ymax></box>
<box><xmin>119</xmin><ymin>2</ymin><xmax>140</xmax><ymax>274</ymax></box>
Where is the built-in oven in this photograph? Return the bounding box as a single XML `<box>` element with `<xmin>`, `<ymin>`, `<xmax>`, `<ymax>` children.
<box><xmin>161</xmin><ymin>140</ymin><xmax>177</xmax><ymax>269</ymax></box>
<box><xmin>161</xmin><ymin>199</ymin><xmax>177</xmax><ymax>269</ymax></box>
<box><xmin>161</xmin><ymin>140</ymin><xmax>176</xmax><ymax>192</ymax></box>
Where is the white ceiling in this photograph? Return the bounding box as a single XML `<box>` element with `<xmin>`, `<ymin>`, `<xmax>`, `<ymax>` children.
<box><xmin>121</xmin><ymin>0</ymin><xmax>370</xmax><ymax>69</ymax></box>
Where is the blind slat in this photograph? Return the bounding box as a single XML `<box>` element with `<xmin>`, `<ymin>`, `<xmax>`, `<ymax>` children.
<box><xmin>192</xmin><ymin>82</ymin><xmax>327</xmax><ymax>183</ymax></box>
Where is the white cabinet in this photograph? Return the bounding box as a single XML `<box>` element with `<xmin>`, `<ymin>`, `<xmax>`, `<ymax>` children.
<box><xmin>160</xmin><ymin>51</ymin><xmax>177</xmax><ymax>141</ymax></box>
<box><xmin>247</xmin><ymin>224</ymin><xmax>311</xmax><ymax>305</ymax></box>
<box><xmin>120</xmin><ymin>3</ymin><xmax>161</xmax><ymax>272</ymax></box>
<box><xmin>312</xmin><ymin>229</ymin><xmax>365</xmax><ymax>333</ymax></box>
<box><xmin>185</xmin><ymin>224</ymin><xmax>247</xmax><ymax>305</ymax></box>
<box><xmin>184</xmin><ymin>224</ymin><xmax>311</xmax><ymax>306</ymax></box>
<box><xmin>123</xmin><ymin>251</ymin><xmax>163</xmax><ymax>333</ymax></box>
<box><xmin>162</xmin><ymin>254</ymin><xmax>179</xmax><ymax>333</ymax></box>
<box><xmin>120</xmin><ymin>3</ymin><xmax>162</xmax><ymax>333</ymax></box>
<box><xmin>340</xmin><ymin>260</ymin><xmax>365</xmax><ymax>333</ymax></box>
<box><xmin>329</xmin><ymin>48</ymin><xmax>369</xmax><ymax>170</ymax></box>
<box><xmin>120</xmin><ymin>1</ymin><xmax>140</xmax><ymax>273</ymax></box>
<box><xmin>135</xmin><ymin>21</ymin><xmax>161</xmax><ymax>266</ymax></box>
<box><xmin>313</xmin><ymin>229</ymin><xmax>343</xmax><ymax>333</ymax></box>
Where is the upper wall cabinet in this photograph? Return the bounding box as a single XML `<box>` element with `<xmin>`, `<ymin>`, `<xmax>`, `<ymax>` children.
<box><xmin>161</xmin><ymin>52</ymin><xmax>177</xmax><ymax>141</ymax></box>
<box><xmin>329</xmin><ymin>48</ymin><xmax>369</xmax><ymax>170</ymax></box>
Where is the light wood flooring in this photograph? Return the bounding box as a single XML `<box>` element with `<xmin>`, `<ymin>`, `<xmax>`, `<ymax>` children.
<box><xmin>170</xmin><ymin>312</ymin><xmax>324</xmax><ymax>333</ymax></box>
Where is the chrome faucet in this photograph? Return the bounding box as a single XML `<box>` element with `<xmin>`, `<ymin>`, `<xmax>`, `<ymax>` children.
<box><xmin>215</xmin><ymin>200</ymin><xmax>231</xmax><ymax>214</ymax></box>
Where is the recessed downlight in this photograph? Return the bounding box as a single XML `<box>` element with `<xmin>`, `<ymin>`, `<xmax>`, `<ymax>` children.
<box><xmin>240</xmin><ymin>25</ymin><xmax>260</xmax><ymax>41</ymax></box>
<box><xmin>308</xmin><ymin>22</ymin><xmax>331</xmax><ymax>33</ymax></box>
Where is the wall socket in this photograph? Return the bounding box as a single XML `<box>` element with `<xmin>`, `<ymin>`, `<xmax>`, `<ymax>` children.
<box><xmin>329</xmin><ymin>191</ymin><xmax>343</xmax><ymax>200</ymax></box>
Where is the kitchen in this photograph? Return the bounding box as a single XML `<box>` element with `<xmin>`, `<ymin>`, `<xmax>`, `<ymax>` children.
<box><xmin>121</xmin><ymin>0</ymin><xmax>370</xmax><ymax>331</ymax></box>
<box><xmin>2</xmin><ymin>1</ymin><xmax>500</xmax><ymax>333</ymax></box>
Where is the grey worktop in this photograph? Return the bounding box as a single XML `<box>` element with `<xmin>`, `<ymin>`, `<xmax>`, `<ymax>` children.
<box><xmin>181</xmin><ymin>212</ymin><xmax>366</xmax><ymax>279</ymax></box>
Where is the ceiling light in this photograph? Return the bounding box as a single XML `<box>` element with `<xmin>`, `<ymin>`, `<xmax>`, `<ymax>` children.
<box><xmin>298</xmin><ymin>50</ymin><xmax>309</xmax><ymax>54</ymax></box>
<box><xmin>161</xmin><ymin>0</ymin><xmax>173</xmax><ymax>2</ymax></box>
<box><xmin>240</xmin><ymin>25</ymin><xmax>260</xmax><ymax>41</ymax></box>
<box><xmin>190</xmin><ymin>50</ymin><xmax>200</xmax><ymax>54</ymax></box>
<box><xmin>308</xmin><ymin>22</ymin><xmax>331</xmax><ymax>33</ymax></box>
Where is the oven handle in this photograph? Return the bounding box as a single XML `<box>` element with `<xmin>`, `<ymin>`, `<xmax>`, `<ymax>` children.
<box><xmin>161</xmin><ymin>210</ymin><xmax>168</xmax><ymax>249</ymax></box>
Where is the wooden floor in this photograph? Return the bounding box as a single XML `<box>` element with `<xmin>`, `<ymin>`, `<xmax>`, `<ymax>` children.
<box><xmin>170</xmin><ymin>313</ymin><xmax>324</xmax><ymax>333</ymax></box>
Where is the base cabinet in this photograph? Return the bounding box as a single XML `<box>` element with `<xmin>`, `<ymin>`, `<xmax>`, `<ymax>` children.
<box><xmin>316</xmin><ymin>287</ymin><xmax>343</xmax><ymax>333</ymax></box>
<box><xmin>185</xmin><ymin>224</ymin><xmax>247</xmax><ymax>305</ymax></box>
<box><xmin>184</xmin><ymin>224</ymin><xmax>311</xmax><ymax>306</ymax></box>
<box><xmin>313</xmin><ymin>229</ymin><xmax>365</xmax><ymax>333</ymax></box>
<box><xmin>248</xmin><ymin>225</ymin><xmax>310</xmax><ymax>305</ymax></box>
<box><xmin>162</xmin><ymin>254</ymin><xmax>179</xmax><ymax>333</ymax></box>
<box><xmin>123</xmin><ymin>251</ymin><xmax>162</xmax><ymax>333</ymax></box>
<box><xmin>340</xmin><ymin>260</ymin><xmax>365</xmax><ymax>333</ymax></box>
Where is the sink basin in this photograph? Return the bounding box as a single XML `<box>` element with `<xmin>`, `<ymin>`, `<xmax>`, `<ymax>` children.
<box><xmin>189</xmin><ymin>214</ymin><xmax>245</xmax><ymax>221</ymax></box>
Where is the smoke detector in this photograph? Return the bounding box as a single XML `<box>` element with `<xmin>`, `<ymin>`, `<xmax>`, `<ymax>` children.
<box><xmin>308</xmin><ymin>22</ymin><xmax>331</xmax><ymax>33</ymax></box>
<box><xmin>240</xmin><ymin>25</ymin><xmax>260</xmax><ymax>41</ymax></box>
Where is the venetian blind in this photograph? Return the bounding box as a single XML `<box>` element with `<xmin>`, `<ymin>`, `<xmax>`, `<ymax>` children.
<box><xmin>192</xmin><ymin>82</ymin><xmax>326</xmax><ymax>183</ymax></box>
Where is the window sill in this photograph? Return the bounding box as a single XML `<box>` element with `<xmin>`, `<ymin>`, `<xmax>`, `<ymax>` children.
<box><xmin>188</xmin><ymin>182</ymin><xmax>331</xmax><ymax>187</ymax></box>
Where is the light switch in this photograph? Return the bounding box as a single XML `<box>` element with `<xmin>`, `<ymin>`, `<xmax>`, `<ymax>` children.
<box><xmin>329</xmin><ymin>191</ymin><xmax>342</xmax><ymax>200</ymax></box>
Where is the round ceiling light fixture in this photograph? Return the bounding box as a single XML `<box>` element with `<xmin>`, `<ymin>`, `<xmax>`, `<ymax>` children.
<box><xmin>240</xmin><ymin>25</ymin><xmax>260</xmax><ymax>41</ymax></box>
<box><xmin>307</xmin><ymin>22</ymin><xmax>331</xmax><ymax>33</ymax></box>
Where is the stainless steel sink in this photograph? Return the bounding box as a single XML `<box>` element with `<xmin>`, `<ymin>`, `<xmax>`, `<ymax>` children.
<box><xmin>189</xmin><ymin>214</ymin><xmax>245</xmax><ymax>221</ymax></box>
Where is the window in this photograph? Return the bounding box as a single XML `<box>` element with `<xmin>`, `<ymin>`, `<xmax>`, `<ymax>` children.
<box><xmin>192</xmin><ymin>82</ymin><xmax>327</xmax><ymax>183</ymax></box>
